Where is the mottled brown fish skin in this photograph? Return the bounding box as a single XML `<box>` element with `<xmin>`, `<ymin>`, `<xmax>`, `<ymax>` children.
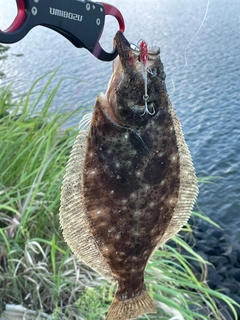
<box><xmin>84</xmin><ymin>31</ymin><xmax>179</xmax><ymax>315</ymax></box>
<box><xmin>59</xmin><ymin>30</ymin><xmax>198</xmax><ymax>320</ymax></box>
<box><xmin>84</xmin><ymin>95</ymin><xmax>180</xmax><ymax>299</ymax></box>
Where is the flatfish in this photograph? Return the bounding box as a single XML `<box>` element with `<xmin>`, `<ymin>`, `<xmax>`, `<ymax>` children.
<box><xmin>59</xmin><ymin>31</ymin><xmax>198</xmax><ymax>320</ymax></box>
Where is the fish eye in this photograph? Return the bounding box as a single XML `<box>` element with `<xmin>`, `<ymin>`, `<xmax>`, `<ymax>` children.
<box><xmin>148</xmin><ymin>45</ymin><xmax>160</xmax><ymax>55</ymax></box>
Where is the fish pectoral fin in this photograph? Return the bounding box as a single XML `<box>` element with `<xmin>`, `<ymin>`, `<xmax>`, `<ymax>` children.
<box><xmin>105</xmin><ymin>289</ymin><xmax>156</xmax><ymax>320</ymax></box>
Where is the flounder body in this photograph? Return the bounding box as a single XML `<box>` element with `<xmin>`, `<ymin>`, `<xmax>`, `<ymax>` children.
<box><xmin>59</xmin><ymin>31</ymin><xmax>198</xmax><ymax>319</ymax></box>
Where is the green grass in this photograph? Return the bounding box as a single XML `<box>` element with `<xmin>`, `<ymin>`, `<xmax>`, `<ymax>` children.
<box><xmin>0</xmin><ymin>72</ymin><xmax>239</xmax><ymax>320</ymax></box>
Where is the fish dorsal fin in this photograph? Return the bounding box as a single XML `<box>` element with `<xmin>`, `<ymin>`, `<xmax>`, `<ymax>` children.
<box><xmin>78</xmin><ymin>112</ymin><xmax>92</xmax><ymax>130</ymax></box>
<box><xmin>59</xmin><ymin>129</ymin><xmax>115</xmax><ymax>283</ymax></box>
<box><xmin>153</xmin><ymin>101</ymin><xmax>198</xmax><ymax>249</ymax></box>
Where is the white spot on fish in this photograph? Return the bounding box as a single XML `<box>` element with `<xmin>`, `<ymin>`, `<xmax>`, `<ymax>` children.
<box><xmin>172</xmin><ymin>155</ymin><xmax>177</xmax><ymax>162</ymax></box>
<box><xmin>115</xmin><ymin>162</ymin><xmax>120</xmax><ymax>168</ymax></box>
<box><xmin>150</xmin><ymin>228</ymin><xmax>156</xmax><ymax>235</ymax></box>
<box><xmin>130</xmin><ymin>192</ymin><xmax>137</xmax><ymax>199</ymax></box>
<box><xmin>121</xmin><ymin>199</ymin><xmax>127</xmax><ymax>204</ymax></box>
<box><xmin>160</xmin><ymin>180</ymin><xmax>165</xmax><ymax>186</ymax></box>
<box><xmin>130</xmin><ymin>149</ymin><xmax>137</xmax><ymax>156</ymax></box>
<box><xmin>136</xmin><ymin>170</ymin><xmax>141</xmax><ymax>177</ymax></box>
<box><xmin>100</xmin><ymin>222</ymin><xmax>107</xmax><ymax>227</ymax></box>
<box><xmin>133</xmin><ymin>210</ymin><xmax>141</xmax><ymax>217</ymax></box>
<box><xmin>149</xmin><ymin>202</ymin><xmax>155</xmax><ymax>208</ymax></box>
<box><xmin>115</xmin><ymin>233</ymin><xmax>121</xmax><ymax>240</ymax></box>
<box><xmin>116</xmin><ymin>175</ymin><xmax>121</xmax><ymax>179</ymax></box>
<box><xmin>143</xmin><ymin>250</ymin><xmax>149</xmax><ymax>256</ymax></box>
<box><xmin>103</xmin><ymin>246</ymin><xmax>109</xmax><ymax>252</ymax></box>
<box><xmin>97</xmin><ymin>210</ymin><xmax>101</xmax><ymax>215</ymax></box>
<box><xmin>108</xmin><ymin>227</ymin><xmax>116</xmax><ymax>233</ymax></box>
<box><xmin>115</xmin><ymin>256</ymin><xmax>123</xmax><ymax>262</ymax></box>
<box><xmin>91</xmin><ymin>170</ymin><xmax>96</xmax><ymax>175</ymax></box>
<box><xmin>144</xmin><ymin>184</ymin><xmax>150</xmax><ymax>190</ymax></box>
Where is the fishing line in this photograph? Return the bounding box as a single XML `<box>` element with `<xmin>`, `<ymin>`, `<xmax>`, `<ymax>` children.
<box><xmin>170</xmin><ymin>0</ymin><xmax>211</xmax><ymax>94</ymax></box>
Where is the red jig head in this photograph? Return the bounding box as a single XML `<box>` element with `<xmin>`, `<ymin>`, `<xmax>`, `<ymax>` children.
<box><xmin>138</xmin><ymin>39</ymin><xmax>155</xmax><ymax>116</ymax></box>
<box><xmin>139</xmin><ymin>40</ymin><xmax>148</xmax><ymax>67</ymax></box>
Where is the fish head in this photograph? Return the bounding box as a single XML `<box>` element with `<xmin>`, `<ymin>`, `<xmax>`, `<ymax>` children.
<box><xmin>105</xmin><ymin>31</ymin><xmax>166</xmax><ymax>127</ymax></box>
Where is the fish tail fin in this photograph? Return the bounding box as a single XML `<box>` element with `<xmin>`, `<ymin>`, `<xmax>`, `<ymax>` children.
<box><xmin>105</xmin><ymin>289</ymin><xmax>156</xmax><ymax>320</ymax></box>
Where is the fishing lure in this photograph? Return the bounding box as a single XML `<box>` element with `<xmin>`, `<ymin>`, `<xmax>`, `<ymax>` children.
<box><xmin>139</xmin><ymin>40</ymin><xmax>155</xmax><ymax>115</ymax></box>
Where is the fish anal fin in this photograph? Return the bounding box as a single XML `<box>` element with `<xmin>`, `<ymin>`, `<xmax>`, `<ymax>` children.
<box><xmin>106</xmin><ymin>289</ymin><xmax>156</xmax><ymax>320</ymax></box>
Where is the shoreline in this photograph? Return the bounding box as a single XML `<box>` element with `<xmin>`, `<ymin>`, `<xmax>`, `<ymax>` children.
<box><xmin>171</xmin><ymin>216</ymin><xmax>240</xmax><ymax>319</ymax></box>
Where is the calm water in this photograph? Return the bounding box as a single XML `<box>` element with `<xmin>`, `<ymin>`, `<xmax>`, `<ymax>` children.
<box><xmin>0</xmin><ymin>0</ymin><xmax>240</xmax><ymax>243</ymax></box>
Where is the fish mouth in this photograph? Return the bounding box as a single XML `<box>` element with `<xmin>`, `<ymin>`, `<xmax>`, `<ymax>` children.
<box><xmin>104</xmin><ymin>31</ymin><xmax>163</xmax><ymax>127</ymax></box>
<box><xmin>113</xmin><ymin>31</ymin><xmax>160</xmax><ymax>75</ymax></box>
